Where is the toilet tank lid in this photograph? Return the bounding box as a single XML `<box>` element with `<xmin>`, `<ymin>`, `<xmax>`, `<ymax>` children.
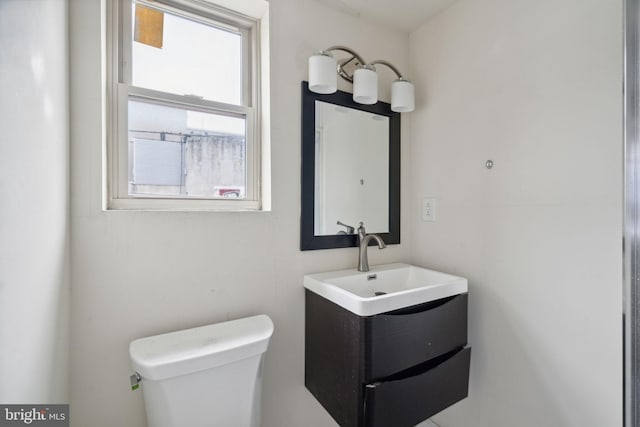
<box><xmin>129</xmin><ymin>314</ymin><xmax>274</xmax><ymax>381</ymax></box>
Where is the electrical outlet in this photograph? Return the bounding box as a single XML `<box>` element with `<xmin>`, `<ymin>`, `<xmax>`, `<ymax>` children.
<box><xmin>422</xmin><ymin>198</ymin><xmax>436</xmax><ymax>222</ymax></box>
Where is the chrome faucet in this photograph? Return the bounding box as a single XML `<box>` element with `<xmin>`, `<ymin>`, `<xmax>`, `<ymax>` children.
<box><xmin>357</xmin><ymin>222</ymin><xmax>386</xmax><ymax>272</ymax></box>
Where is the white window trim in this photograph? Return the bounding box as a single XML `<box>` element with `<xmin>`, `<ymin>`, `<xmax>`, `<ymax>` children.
<box><xmin>106</xmin><ymin>0</ymin><xmax>268</xmax><ymax>211</ymax></box>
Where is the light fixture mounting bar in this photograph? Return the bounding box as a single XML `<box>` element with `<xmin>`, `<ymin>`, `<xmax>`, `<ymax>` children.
<box><xmin>324</xmin><ymin>45</ymin><xmax>367</xmax><ymax>64</ymax></box>
<box><xmin>369</xmin><ymin>60</ymin><xmax>405</xmax><ymax>80</ymax></box>
<box><xmin>324</xmin><ymin>45</ymin><xmax>367</xmax><ymax>83</ymax></box>
<box><xmin>322</xmin><ymin>46</ymin><xmax>408</xmax><ymax>82</ymax></box>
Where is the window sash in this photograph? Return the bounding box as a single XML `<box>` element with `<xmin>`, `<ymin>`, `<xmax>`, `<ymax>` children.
<box><xmin>120</xmin><ymin>0</ymin><xmax>254</xmax><ymax>107</ymax></box>
<box><xmin>116</xmin><ymin>85</ymin><xmax>257</xmax><ymax>198</ymax></box>
<box><xmin>107</xmin><ymin>0</ymin><xmax>262</xmax><ymax>210</ymax></box>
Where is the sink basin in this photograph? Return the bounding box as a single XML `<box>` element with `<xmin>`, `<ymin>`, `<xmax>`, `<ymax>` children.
<box><xmin>304</xmin><ymin>263</ymin><xmax>467</xmax><ymax>316</ymax></box>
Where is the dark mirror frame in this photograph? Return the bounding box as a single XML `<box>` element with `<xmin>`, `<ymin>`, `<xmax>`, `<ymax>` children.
<box><xmin>300</xmin><ymin>81</ymin><xmax>401</xmax><ymax>251</ymax></box>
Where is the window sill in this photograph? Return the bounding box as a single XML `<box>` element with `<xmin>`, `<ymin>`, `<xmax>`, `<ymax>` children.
<box><xmin>106</xmin><ymin>197</ymin><xmax>266</xmax><ymax>212</ymax></box>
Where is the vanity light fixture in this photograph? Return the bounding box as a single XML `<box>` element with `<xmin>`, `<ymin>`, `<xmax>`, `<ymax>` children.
<box><xmin>308</xmin><ymin>45</ymin><xmax>415</xmax><ymax>112</ymax></box>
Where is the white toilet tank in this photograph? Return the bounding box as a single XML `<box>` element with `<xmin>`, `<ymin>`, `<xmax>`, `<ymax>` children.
<box><xmin>129</xmin><ymin>315</ymin><xmax>274</xmax><ymax>427</ymax></box>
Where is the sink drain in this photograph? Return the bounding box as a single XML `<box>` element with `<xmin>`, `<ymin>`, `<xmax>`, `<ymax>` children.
<box><xmin>374</xmin><ymin>291</ymin><xmax>387</xmax><ymax>296</ymax></box>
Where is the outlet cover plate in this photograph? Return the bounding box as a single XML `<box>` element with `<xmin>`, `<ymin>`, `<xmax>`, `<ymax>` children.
<box><xmin>422</xmin><ymin>198</ymin><xmax>436</xmax><ymax>222</ymax></box>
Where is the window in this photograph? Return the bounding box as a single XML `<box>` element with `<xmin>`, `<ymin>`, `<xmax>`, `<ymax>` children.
<box><xmin>107</xmin><ymin>0</ymin><xmax>269</xmax><ymax>210</ymax></box>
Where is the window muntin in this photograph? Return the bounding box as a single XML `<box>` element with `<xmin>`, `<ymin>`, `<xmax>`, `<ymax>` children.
<box><xmin>108</xmin><ymin>0</ymin><xmax>262</xmax><ymax>210</ymax></box>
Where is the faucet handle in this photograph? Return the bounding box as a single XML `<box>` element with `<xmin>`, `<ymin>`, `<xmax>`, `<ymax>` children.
<box><xmin>336</xmin><ymin>221</ymin><xmax>355</xmax><ymax>234</ymax></box>
<box><xmin>357</xmin><ymin>222</ymin><xmax>366</xmax><ymax>238</ymax></box>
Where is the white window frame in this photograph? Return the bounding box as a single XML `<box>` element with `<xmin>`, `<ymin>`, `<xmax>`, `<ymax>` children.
<box><xmin>107</xmin><ymin>0</ymin><xmax>265</xmax><ymax>210</ymax></box>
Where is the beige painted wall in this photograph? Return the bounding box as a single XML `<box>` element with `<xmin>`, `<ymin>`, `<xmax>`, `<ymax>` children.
<box><xmin>0</xmin><ymin>0</ymin><xmax>70</xmax><ymax>404</ymax></box>
<box><xmin>69</xmin><ymin>0</ymin><xmax>410</xmax><ymax>426</ymax></box>
<box><xmin>408</xmin><ymin>0</ymin><xmax>623</xmax><ymax>426</ymax></box>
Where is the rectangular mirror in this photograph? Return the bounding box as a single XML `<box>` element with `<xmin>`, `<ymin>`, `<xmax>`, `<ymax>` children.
<box><xmin>314</xmin><ymin>100</ymin><xmax>390</xmax><ymax>235</ymax></box>
<box><xmin>301</xmin><ymin>81</ymin><xmax>400</xmax><ymax>250</ymax></box>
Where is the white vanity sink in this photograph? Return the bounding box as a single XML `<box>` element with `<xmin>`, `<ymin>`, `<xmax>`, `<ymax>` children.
<box><xmin>304</xmin><ymin>263</ymin><xmax>468</xmax><ymax>316</ymax></box>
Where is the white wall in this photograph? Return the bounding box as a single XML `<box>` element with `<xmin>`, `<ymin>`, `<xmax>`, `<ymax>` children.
<box><xmin>408</xmin><ymin>0</ymin><xmax>622</xmax><ymax>426</ymax></box>
<box><xmin>0</xmin><ymin>0</ymin><xmax>70</xmax><ymax>403</ymax></box>
<box><xmin>69</xmin><ymin>0</ymin><xmax>624</xmax><ymax>425</ymax></box>
<box><xmin>69</xmin><ymin>0</ymin><xmax>410</xmax><ymax>426</ymax></box>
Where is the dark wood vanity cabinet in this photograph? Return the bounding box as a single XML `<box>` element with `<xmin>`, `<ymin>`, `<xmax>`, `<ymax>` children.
<box><xmin>305</xmin><ymin>290</ymin><xmax>471</xmax><ymax>427</ymax></box>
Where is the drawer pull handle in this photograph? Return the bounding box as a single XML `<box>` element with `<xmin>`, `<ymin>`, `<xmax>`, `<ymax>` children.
<box><xmin>385</xmin><ymin>294</ymin><xmax>458</xmax><ymax>315</ymax></box>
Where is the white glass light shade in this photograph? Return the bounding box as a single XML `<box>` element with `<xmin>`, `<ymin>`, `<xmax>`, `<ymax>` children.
<box><xmin>391</xmin><ymin>79</ymin><xmax>415</xmax><ymax>112</ymax></box>
<box><xmin>353</xmin><ymin>66</ymin><xmax>378</xmax><ymax>105</ymax></box>
<box><xmin>308</xmin><ymin>52</ymin><xmax>337</xmax><ymax>94</ymax></box>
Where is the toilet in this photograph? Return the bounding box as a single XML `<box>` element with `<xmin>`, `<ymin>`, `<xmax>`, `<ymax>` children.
<box><xmin>129</xmin><ymin>314</ymin><xmax>274</xmax><ymax>427</ymax></box>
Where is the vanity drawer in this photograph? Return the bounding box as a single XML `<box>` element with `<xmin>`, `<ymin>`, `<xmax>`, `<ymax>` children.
<box><xmin>363</xmin><ymin>347</ymin><xmax>471</xmax><ymax>427</ymax></box>
<box><xmin>365</xmin><ymin>293</ymin><xmax>467</xmax><ymax>380</ymax></box>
